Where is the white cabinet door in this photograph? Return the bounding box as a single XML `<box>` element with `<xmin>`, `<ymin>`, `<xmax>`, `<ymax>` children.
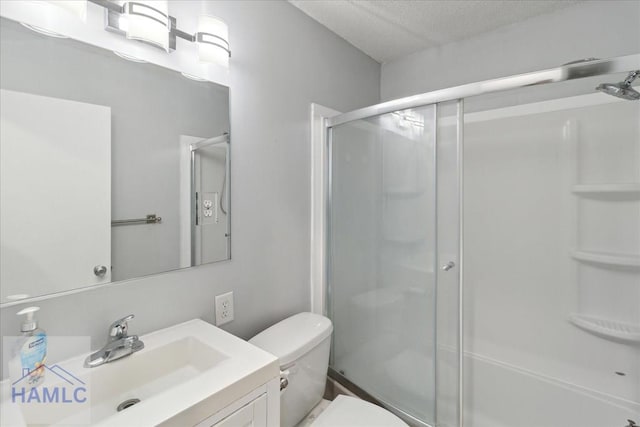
<box><xmin>209</xmin><ymin>394</ymin><xmax>267</xmax><ymax>427</ymax></box>
<box><xmin>0</xmin><ymin>89</ymin><xmax>111</xmax><ymax>301</ymax></box>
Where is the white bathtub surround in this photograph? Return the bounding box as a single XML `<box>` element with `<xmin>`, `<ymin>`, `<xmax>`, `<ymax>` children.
<box><xmin>464</xmin><ymin>353</ymin><xmax>639</xmax><ymax>427</ymax></box>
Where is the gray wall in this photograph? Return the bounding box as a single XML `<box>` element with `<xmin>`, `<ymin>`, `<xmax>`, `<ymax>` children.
<box><xmin>0</xmin><ymin>18</ymin><xmax>230</xmax><ymax>283</ymax></box>
<box><xmin>0</xmin><ymin>0</ymin><xmax>380</xmax><ymax>372</ymax></box>
<box><xmin>381</xmin><ymin>0</ymin><xmax>640</xmax><ymax>101</ymax></box>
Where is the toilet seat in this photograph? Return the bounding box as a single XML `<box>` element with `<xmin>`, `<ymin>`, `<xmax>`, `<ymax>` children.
<box><xmin>311</xmin><ymin>395</ymin><xmax>408</xmax><ymax>427</ymax></box>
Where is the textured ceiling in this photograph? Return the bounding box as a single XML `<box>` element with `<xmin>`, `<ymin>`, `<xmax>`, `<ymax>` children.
<box><xmin>289</xmin><ymin>0</ymin><xmax>580</xmax><ymax>63</ymax></box>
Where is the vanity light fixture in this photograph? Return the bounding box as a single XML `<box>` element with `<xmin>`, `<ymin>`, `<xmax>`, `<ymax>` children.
<box><xmin>88</xmin><ymin>0</ymin><xmax>231</xmax><ymax>67</ymax></box>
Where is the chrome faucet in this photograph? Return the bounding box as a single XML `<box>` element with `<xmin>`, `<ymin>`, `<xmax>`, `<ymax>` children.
<box><xmin>84</xmin><ymin>314</ymin><xmax>144</xmax><ymax>368</ymax></box>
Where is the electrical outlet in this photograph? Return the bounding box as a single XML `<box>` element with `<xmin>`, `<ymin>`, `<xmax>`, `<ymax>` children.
<box><xmin>215</xmin><ymin>291</ymin><xmax>234</xmax><ymax>326</ymax></box>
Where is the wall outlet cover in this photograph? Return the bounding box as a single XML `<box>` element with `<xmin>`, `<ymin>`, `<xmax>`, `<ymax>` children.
<box><xmin>215</xmin><ymin>291</ymin><xmax>234</xmax><ymax>326</ymax></box>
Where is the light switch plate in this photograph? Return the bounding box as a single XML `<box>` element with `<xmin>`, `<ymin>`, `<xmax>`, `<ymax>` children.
<box><xmin>215</xmin><ymin>291</ymin><xmax>234</xmax><ymax>326</ymax></box>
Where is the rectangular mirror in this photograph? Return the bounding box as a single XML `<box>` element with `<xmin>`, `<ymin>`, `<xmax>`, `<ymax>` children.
<box><xmin>0</xmin><ymin>17</ymin><xmax>230</xmax><ymax>305</ymax></box>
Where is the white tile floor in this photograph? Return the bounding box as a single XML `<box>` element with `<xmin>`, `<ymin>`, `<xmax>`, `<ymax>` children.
<box><xmin>296</xmin><ymin>399</ymin><xmax>332</xmax><ymax>427</ymax></box>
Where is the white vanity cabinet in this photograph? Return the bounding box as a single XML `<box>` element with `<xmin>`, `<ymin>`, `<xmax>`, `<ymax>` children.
<box><xmin>212</xmin><ymin>394</ymin><xmax>266</xmax><ymax>427</ymax></box>
<box><xmin>194</xmin><ymin>379</ymin><xmax>280</xmax><ymax>427</ymax></box>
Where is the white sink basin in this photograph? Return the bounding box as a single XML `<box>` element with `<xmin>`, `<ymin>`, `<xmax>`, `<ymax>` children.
<box><xmin>1</xmin><ymin>319</ymin><xmax>279</xmax><ymax>426</ymax></box>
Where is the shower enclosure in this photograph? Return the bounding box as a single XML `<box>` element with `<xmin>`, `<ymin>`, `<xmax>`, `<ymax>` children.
<box><xmin>190</xmin><ymin>134</ymin><xmax>230</xmax><ymax>265</ymax></box>
<box><xmin>324</xmin><ymin>55</ymin><xmax>640</xmax><ymax>427</ymax></box>
<box><xmin>179</xmin><ymin>133</ymin><xmax>231</xmax><ymax>269</ymax></box>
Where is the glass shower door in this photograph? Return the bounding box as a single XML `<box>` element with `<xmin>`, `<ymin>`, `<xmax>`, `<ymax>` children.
<box><xmin>327</xmin><ymin>102</ymin><xmax>461</xmax><ymax>427</ymax></box>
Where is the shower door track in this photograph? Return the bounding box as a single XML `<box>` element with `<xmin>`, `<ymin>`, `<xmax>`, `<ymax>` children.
<box><xmin>326</xmin><ymin>55</ymin><xmax>639</xmax><ymax>128</ymax></box>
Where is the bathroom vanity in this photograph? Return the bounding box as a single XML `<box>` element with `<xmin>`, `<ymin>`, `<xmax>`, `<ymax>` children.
<box><xmin>0</xmin><ymin>320</ymin><xmax>280</xmax><ymax>426</ymax></box>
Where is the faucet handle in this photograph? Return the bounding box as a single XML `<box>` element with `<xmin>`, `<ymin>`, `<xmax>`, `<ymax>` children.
<box><xmin>109</xmin><ymin>314</ymin><xmax>135</xmax><ymax>339</ymax></box>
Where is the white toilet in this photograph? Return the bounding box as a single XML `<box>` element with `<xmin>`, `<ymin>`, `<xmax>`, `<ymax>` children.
<box><xmin>249</xmin><ymin>312</ymin><xmax>408</xmax><ymax>427</ymax></box>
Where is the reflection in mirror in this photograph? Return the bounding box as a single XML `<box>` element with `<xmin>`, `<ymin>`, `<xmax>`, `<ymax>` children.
<box><xmin>0</xmin><ymin>17</ymin><xmax>230</xmax><ymax>304</ymax></box>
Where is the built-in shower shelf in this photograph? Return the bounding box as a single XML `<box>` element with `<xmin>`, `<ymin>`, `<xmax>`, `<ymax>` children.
<box><xmin>571</xmin><ymin>250</ymin><xmax>640</xmax><ymax>267</ymax></box>
<box><xmin>571</xmin><ymin>183</ymin><xmax>640</xmax><ymax>194</ymax></box>
<box><xmin>569</xmin><ymin>314</ymin><xmax>640</xmax><ymax>343</ymax></box>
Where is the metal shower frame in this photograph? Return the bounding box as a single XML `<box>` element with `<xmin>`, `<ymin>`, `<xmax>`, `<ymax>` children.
<box><xmin>327</xmin><ymin>55</ymin><xmax>639</xmax><ymax>128</ymax></box>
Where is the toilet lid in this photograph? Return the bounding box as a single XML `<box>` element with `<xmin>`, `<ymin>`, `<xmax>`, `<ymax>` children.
<box><xmin>311</xmin><ymin>395</ymin><xmax>408</xmax><ymax>427</ymax></box>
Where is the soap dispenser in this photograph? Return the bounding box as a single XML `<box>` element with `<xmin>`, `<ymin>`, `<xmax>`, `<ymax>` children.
<box><xmin>10</xmin><ymin>307</ymin><xmax>47</xmax><ymax>388</ymax></box>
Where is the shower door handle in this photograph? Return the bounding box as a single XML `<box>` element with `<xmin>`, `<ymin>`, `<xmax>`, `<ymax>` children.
<box><xmin>442</xmin><ymin>261</ymin><xmax>455</xmax><ymax>271</ymax></box>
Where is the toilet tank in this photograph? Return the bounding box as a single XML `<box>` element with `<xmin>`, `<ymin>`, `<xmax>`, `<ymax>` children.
<box><xmin>249</xmin><ymin>313</ymin><xmax>333</xmax><ymax>427</ymax></box>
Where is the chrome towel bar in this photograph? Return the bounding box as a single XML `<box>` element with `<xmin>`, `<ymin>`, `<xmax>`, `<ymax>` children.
<box><xmin>111</xmin><ymin>214</ymin><xmax>162</xmax><ymax>226</ymax></box>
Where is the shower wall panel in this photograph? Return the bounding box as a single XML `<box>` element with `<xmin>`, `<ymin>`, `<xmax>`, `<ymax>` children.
<box><xmin>463</xmin><ymin>90</ymin><xmax>640</xmax><ymax>426</ymax></box>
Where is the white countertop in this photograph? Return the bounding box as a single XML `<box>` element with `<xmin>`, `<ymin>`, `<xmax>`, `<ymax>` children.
<box><xmin>1</xmin><ymin>319</ymin><xmax>279</xmax><ymax>426</ymax></box>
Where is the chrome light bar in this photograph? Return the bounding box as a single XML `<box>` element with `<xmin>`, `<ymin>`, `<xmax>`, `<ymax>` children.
<box><xmin>90</xmin><ymin>0</ymin><xmax>231</xmax><ymax>61</ymax></box>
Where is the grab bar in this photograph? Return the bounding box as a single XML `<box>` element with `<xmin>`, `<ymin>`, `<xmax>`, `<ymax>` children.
<box><xmin>111</xmin><ymin>214</ymin><xmax>162</xmax><ymax>226</ymax></box>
